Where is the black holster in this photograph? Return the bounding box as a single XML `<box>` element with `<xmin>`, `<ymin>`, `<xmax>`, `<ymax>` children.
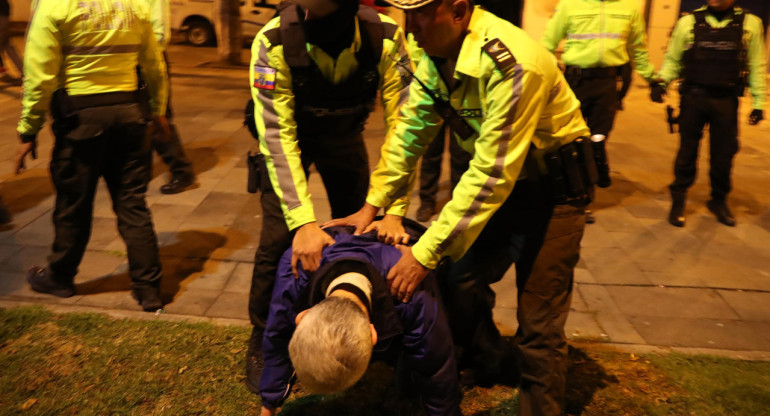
<box><xmin>527</xmin><ymin>138</ymin><xmax>597</xmax><ymax>206</ymax></box>
<box><xmin>247</xmin><ymin>151</ymin><xmax>264</xmax><ymax>194</ymax></box>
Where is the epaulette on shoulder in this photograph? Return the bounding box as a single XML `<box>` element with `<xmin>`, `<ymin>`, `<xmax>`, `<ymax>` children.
<box><xmin>482</xmin><ymin>38</ymin><xmax>516</xmax><ymax>73</ymax></box>
<box><xmin>263</xmin><ymin>27</ymin><xmax>281</xmax><ymax>46</ymax></box>
<box><xmin>383</xmin><ymin>22</ymin><xmax>398</xmax><ymax>40</ymax></box>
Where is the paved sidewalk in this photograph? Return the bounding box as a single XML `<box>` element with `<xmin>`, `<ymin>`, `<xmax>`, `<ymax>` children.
<box><xmin>1</xmin><ymin>41</ymin><xmax>770</xmax><ymax>359</ymax></box>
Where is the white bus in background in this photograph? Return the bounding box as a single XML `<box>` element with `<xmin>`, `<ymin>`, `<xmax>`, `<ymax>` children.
<box><xmin>170</xmin><ymin>0</ymin><xmax>280</xmax><ymax>46</ymax></box>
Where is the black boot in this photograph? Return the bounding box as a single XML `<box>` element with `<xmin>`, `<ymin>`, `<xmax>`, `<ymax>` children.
<box><xmin>131</xmin><ymin>286</ymin><xmax>163</xmax><ymax>312</ymax></box>
<box><xmin>591</xmin><ymin>139</ymin><xmax>611</xmax><ymax>188</ymax></box>
<box><xmin>245</xmin><ymin>326</ymin><xmax>265</xmax><ymax>394</ymax></box>
<box><xmin>668</xmin><ymin>193</ymin><xmax>686</xmax><ymax>227</ymax></box>
<box><xmin>27</xmin><ymin>267</ymin><xmax>76</xmax><ymax>298</ymax></box>
<box><xmin>707</xmin><ymin>199</ymin><xmax>735</xmax><ymax>227</ymax></box>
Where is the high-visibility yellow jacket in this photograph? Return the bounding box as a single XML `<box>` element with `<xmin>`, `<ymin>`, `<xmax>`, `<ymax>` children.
<box><xmin>249</xmin><ymin>12</ymin><xmax>412</xmax><ymax>232</ymax></box>
<box><xmin>658</xmin><ymin>6</ymin><xmax>766</xmax><ymax>110</ymax></box>
<box><xmin>18</xmin><ymin>0</ymin><xmax>168</xmax><ymax>136</ymax></box>
<box><xmin>147</xmin><ymin>0</ymin><xmax>171</xmax><ymax>50</ymax></box>
<box><xmin>542</xmin><ymin>0</ymin><xmax>655</xmax><ymax>80</ymax></box>
<box><xmin>367</xmin><ymin>7</ymin><xmax>590</xmax><ymax>269</ymax></box>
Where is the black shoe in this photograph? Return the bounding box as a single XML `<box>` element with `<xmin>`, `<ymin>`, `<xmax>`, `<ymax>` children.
<box><xmin>707</xmin><ymin>200</ymin><xmax>736</xmax><ymax>227</ymax></box>
<box><xmin>160</xmin><ymin>174</ymin><xmax>194</xmax><ymax>194</ymax></box>
<box><xmin>585</xmin><ymin>209</ymin><xmax>595</xmax><ymax>224</ymax></box>
<box><xmin>245</xmin><ymin>327</ymin><xmax>265</xmax><ymax>394</ymax></box>
<box><xmin>416</xmin><ymin>204</ymin><xmax>436</xmax><ymax>222</ymax></box>
<box><xmin>0</xmin><ymin>203</ymin><xmax>11</xmax><ymax>225</ymax></box>
<box><xmin>27</xmin><ymin>267</ymin><xmax>76</xmax><ymax>298</ymax></box>
<box><xmin>131</xmin><ymin>287</ymin><xmax>163</xmax><ymax>312</ymax></box>
<box><xmin>668</xmin><ymin>195</ymin><xmax>686</xmax><ymax>227</ymax></box>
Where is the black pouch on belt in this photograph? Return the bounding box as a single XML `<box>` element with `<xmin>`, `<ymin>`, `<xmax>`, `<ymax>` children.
<box><xmin>247</xmin><ymin>151</ymin><xmax>264</xmax><ymax>194</ymax></box>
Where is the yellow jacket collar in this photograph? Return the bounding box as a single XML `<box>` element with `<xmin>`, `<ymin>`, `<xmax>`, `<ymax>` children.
<box><xmin>455</xmin><ymin>6</ymin><xmax>491</xmax><ymax>79</ymax></box>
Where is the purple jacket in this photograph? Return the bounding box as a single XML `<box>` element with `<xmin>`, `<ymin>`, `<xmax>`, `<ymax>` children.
<box><xmin>259</xmin><ymin>226</ymin><xmax>461</xmax><ymax>416</ymax></box>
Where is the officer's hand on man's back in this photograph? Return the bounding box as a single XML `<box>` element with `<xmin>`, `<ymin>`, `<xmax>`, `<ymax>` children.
<box><xmin>291</xmin><ymin>222</ymin><xmax>336</xmax><ymax>277</ymax></box>
<box><xmin>748</xmin><ymin>109</ymin><xmax>763</xmax><ymax>126</ymax></box>
<box><xmin>649</xmin><ymin>81</ymin><xmax>666</xmax><ymax>103</ymax></box>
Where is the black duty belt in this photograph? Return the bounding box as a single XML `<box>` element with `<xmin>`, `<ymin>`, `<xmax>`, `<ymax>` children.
<box><xmin>566</xmin><ymin>65</ymin><xmax>622</xmax><ymax>79</ymax></box>
<box><xmin>67</xmin><ymin>90</ymin><xmax>140</xmax><ymax>111</ymax></box>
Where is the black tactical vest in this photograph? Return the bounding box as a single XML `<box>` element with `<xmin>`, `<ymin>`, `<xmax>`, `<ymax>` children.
<box><xmin>682</xmin><ymin>9</ymin><xmax>746</xmax><ymax>89</ymax></box>
<box><xmin>263</xmin><ymin>3</ymin><xmax>397</xmax><ymax>139</ymax></box>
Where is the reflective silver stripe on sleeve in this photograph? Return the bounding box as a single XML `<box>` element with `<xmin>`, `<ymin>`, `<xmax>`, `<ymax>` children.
<box><xmin>436</xmin><ymin>64</ymin><xmax>524</xmax><ymax>255</ymax></box>
<box><xmin>567</xmin><ymin>33</ymin><xmax>623</xmax><ymax>40</ymax></box>
<box><xmin>258</xmin><ymin>42</ymin><xmax>302</xmax><ymax>210</ymax></box>
<box><xmin>62</xmin><ymin>44</ymin><xmax>140</xmax><ymax>55</ymax></box>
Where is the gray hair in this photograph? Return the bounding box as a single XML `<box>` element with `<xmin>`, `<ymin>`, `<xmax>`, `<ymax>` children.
<box><xmin>289</xmin><ymin>296</ymin><xmax>372</xmax><ymax>394</ymax></box>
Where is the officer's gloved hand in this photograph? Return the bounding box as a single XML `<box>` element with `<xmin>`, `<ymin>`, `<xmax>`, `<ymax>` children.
<box><xmin>748</xmin><ymin>109</ymin><xmax>764</xmax><ymax>125</ymax></box>
<box><xmin>649</xmin><ymin>81</ymin><xmax>666</xmax><ymax>103</ymax></box>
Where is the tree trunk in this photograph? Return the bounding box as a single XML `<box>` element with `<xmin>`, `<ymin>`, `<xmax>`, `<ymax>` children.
<box><xmin>217</xmin><ymin>0</ymin><xmax>242</xmax><ymax>65</ymax></box>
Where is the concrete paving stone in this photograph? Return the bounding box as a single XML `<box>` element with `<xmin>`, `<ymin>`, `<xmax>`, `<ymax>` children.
<box><xmin>604</xmin><ymin>229</ymin><xmax>658</xmax><ymax>253</ymax></box>
<box><xmin>565</xmin><ymin>311</ymin><xmax>607</xmax><ymax>341</ymax></box>
<box><xmin>214</xmin><ymin>166</ymin><xmax>250</xmax><ymax>194</ymax></box>
<box><xmin>11</xmin><ymin>212</ymin><xmax>55</xmax><ymax>247</ymax></box>
<box><xmin>628</xmin><ymin>316</ymin><xmax>770</xmax><ymax>351</ymax></box>
<box><xmin>82</xmin><ymin>217</ymin><xmax>123</xmax><ymax>250</ymax></box>
<box><xmin>687</xmin><ymin>258</ymin><xmax>767</xmax><ymax>291</ymax></box>
<box><xmin>220</xmin><ymin>225</ymin><xmax>259</xmax><ymax>251</ymax></box>
<box><xmin>489</xmin><ymin>266</ymin><xmax>517</xmax><ymax>309</ymax></box>
<box><xmin>579</xmin><ymin>246</ymin><xmax>651</xmax><ymax>285</ymax></box>
<box><xmin>158</xmin><ymin>254</ymin><xmax>206</xmax><ymax>287</ymax></box>
<box><xmin>72</xmin><ymin>250</ymin><xmax>128</xmax><ymax>285</ymax></box>
<box><xmin>579</xmin><ymin>222</ymin><xmax>616</xmax><ymax>249</ymax></box>
<box><xmin>492</xmin><ymin>306</ymin><xmax>517</xmax><ymax>336</ymax></box>
<box><xmin>576</xmin><ymin>283</ymin><xmax>645</xmax><ymax>345</ymax></box>
<box><xmin>194</xmin><ymin>154</ymin><xmax>240</xmax><ymax>182</ymax></box>
<box><xmin>185</xmin><ymin>192</ymin><xmax>253</xmax><ymax>227</ymax></box>
<box><xmin>163</xmin><ymin>288</ymin><xmax>220</xmax><ymax>316</ymax></box>
<box><xmin>573</xmin><ymin>266</ymin><xmax>596</xmax><ymax>284</ymax></box>
<box><xmin>0</xmin><ymin>244</ymin><xmax>22</xmax><ymax>264</ymax></box>
<box><xmin>145</xmin><ymin>203</ymin><xmax>197</xmax><ymax>233</ymax></box>
<box><xmin>493</xmin><ymin>307</ymin><xmax>605</xmax><ymax>342</ymax></box>
<box><xmin>590</xmin><ymin>206</ymin><xmax>657</xmax><ymax>234</ymax></box>
<box><xmin>642</xmin><ymin>271</ymin><xmax>708</xmax><ymax>288</ymax></box>
<box><xmin>159</xmin><ymin>226</ymin><xmax>228</xmax><ymax>259</ymax></box>
<box><xmin>180</xmin><ymin>260</ymin><xmax>237</xmax><ymax>291</ymax></box>
<box><xmin>210</xmin><ymin>247</ymin><xmax>257</xmax><ymax>263</ymax></box>
<box><xmin>0</xmin><ymin>246</ymin><xmax>49</xmax><ymax>273</ymax></box>
<box><xmin>224</xmin><ymin>262</ymin><xmax>253</xmax><ymax>293</ymax></box>
<box><xmin>623</xmin><ymin>195</ymin><xmax>668</xmax><ymax>220</ymax></box>
<box><xmin>718</xmin><ymin>290</ymin><xmax>770</xmax><ymax>322</ymax></box>
<box><xmin>74</xmin><ymin>288</ymin><xmax>143</xmax><ymax>312</ymax></box>
<box><xmin>205</xmin><ymin>291</ymin><xmax>249</xmax><ymax>320</ymax></box>
<box><xmin>570</xmin><ymin>286</ymin><xmax>589</xmax><ymax>312</ymax></box>
<box><xmin>604</xmin><ymin>286</ymin><xmax>739</xmax><ymax>320</ymax></box>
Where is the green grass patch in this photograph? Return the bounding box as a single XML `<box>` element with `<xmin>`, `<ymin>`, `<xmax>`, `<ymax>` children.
<box><xmin>2</xmin><ymin>306</ymin><xmax>770</xmax><ymax>415</ymax></box>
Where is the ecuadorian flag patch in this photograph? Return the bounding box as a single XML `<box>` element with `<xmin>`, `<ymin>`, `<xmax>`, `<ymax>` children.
<box><xmin>254</xmin><ymin>65</ymin><xmax>277</xmax><ymax>90</ymax></box>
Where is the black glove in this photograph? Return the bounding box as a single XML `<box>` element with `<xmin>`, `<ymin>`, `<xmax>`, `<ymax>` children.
<box><xmin>649</xmin><ymin>82</ymin><xmax>666</xmax><ymax>103</ymax></box>
<box><xmin>748</xmin><ymin>109</ymin><xmax>763</xmax><ymax>125</ymax></box>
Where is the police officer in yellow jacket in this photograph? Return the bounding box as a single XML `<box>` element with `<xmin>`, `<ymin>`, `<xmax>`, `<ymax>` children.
<box><xmin>16</xmin><ymin>0</ymin><xmax>169</xmax><ymax>312</ymax></box>
<box><xmin>146</xmin><ymin>0</ymin><xmax>195</xmax><ymax>194</ymax></box>
<box><xmin>246</xmin><ymin>0</ymin><xmax>411</xmax><ymax>392</ymax></box>
<box><xmin>542</xmin><ymin>0</ymin><xmax>661</xmax><ymax>190</ymax></box>
<box><xmin>326</xmin><ymin>1</ymin><xmax>593</xmax><ymax>414</ymax></box>
<box><xmin>655</xmin><ymin>0</ymin><xmax>766</xmax><ymax>228</ymax></box>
